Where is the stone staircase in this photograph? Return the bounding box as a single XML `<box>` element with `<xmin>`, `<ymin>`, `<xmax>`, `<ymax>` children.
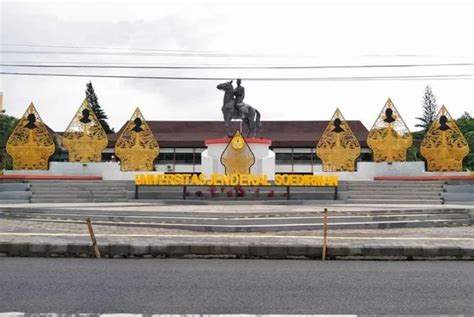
<box><xmin>0</xmin><ymin>182</ymin><xmax>31</xmax><ymax>203</ymax></box>
<box><xmin>339</xmin><ymin>180</ymin><xmax>445</xmax><ymax>204</ymax></box>
<box><xmin>29</xmin><ymin>180</ymin><xmax>128</xmax><ymax>203</ymax></box>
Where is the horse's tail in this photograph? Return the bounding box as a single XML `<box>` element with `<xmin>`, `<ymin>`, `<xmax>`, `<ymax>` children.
<box><xmin>255</xmin><ymin>109</ymin><xmax>262</xmax><ymax>128</ymax></box>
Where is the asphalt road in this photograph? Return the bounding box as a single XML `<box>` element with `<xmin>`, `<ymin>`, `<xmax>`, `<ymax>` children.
<box><xmin>0</xmin><ymin>258</ymin><xmax>472</xmax><ymax>314</ymax></box>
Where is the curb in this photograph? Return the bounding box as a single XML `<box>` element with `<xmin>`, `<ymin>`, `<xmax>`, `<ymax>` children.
<box><xmin>0</xmin><ymin>242</ymin><xmax>473</xmax><ymax>260</ymax></box>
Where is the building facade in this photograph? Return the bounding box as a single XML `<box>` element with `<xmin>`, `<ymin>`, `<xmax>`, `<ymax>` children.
<box><xmin>103</xmin><ymin>120</ymin><xmax>371</xmax><ymax>173</ymax></box>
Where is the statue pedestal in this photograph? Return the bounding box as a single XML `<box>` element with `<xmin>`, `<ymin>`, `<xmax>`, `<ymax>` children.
<box><xmin>201</xmin><ymin>138</ymin><xmax>276</xmax><ymax>180</ymax></box>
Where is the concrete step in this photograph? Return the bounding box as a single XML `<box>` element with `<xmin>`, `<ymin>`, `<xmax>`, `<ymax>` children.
<box><xmin>345</xmin><ymin>198</ymin><xmax>443</xmax><ymax>204</ymax></box>
<box><xmin>32</xmin><ymin>191</ymin><xmax>126</xmax><ymax>196</ymax></box>
<box><xmin>347</xmin><ymin>194</ymin><xmax>441</xmax><ymax>199</ymax></box>
<box><xmin>0</xmin><ymin>183</ymin><xmax>30</xmax><ymax>192</ymax></box>
<box><xmin>343</xmin><ymin>181</ymin><xmax>446</xmax><ymax>184</ymax></box>
<box><xmin>32</xmin><ymin>189</ymin><xmax>126</xmax><ymax>193</ymax></box>
<box><xmin>63</xmin><ymin>218</ymin><xmax>467</xmax><ymax>231</ymax></box>
<box><xmin>344</xmin><ymin>208</ymin><xmax>471</xmax><ymax>215</ymax></box>
<box><xmin>0</xmin><ymin>199</ymin><xmax>30</xmax><ymax>204</ymax></box>
<box><xmin>369</xmin><ymin>213</ymin><xmax>468</xmax><ymax>221</ymax></box>
<box><xmin>346</xmin><ymin>189</ymin><xmax>443</xmax><ymax>193</ymax></box>
<box><xmin>346</xmin><ymin>180</ymin><xmax>444</xmax><ymax>184</ymax></box>
<box><xmin>344</xmin><ymin>190</ymin><xmax>442</xmax><ymax>196</ymax></box>
<box><xmin>31</xmin><ymin>193</ymin><xmax>126</xmax><ymax>198</ymax></box>
<box><xmin>30</xmin><ymin>184</ymin><xmax>127</xmax><ymax>189</ymax></box>
<box><xmin>28</xmin><ymin>180</ymin><xmax>130</xmax><ymax>184</ymax></box>
<box><xmin>31</xmin><ymin>189</ymin><xmax>127</xmax><ymax>193</ymax></box>
<box><xmin>444</xmin><ymin>184</ymin><xmax>474</xmax><ymax>193</ymax></box>
<box><xmin>30</xmin><ymin>198</ymin><xmax>128</xmax><ymax>203</ymax></box>
<box><xmin>31</xmin><ymin>188</ymin><xmax>126</xmax><ymax>194</ymax></box>
<box><xmin>31</xmin><ymin>212</ymin><xmax>469</xmax><ymax>224</ymax></box>
<box><xmin>346</xmin><ymin>185</ymin><xmax>443</xmax><ymax>189</ymax></box>
<box><xmin>0</xmin><ymin>191</ymin><xmax>32</xmax><ymax>199</ymax></box>
<box><xmin>345</xmin><ymin>185</ymin><xmax>443</xmax><ymax>189</ymax></box>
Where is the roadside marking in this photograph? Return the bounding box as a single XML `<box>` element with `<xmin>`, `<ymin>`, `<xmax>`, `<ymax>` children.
<box><xmin>0</xmin><ymin>232</ymin><xmax>472</xmax><ymax>241</ymax></box>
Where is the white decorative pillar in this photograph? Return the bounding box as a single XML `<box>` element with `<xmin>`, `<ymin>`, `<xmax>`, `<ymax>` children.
<box><xmin>201</xmin><ymin>138</ymin><xmax>276</xmax><ymax>180</ymax></box>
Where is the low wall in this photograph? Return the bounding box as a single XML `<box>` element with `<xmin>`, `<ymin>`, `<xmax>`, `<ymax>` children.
<box><xmin>3</xmin><ymin>162</ymin><xmax>161</xmax><ymax>181</ymax></box>
<box><xmin>3</xmin><ymin>161</ymin><xmax>471</xmax><ymax>181</ymax></box>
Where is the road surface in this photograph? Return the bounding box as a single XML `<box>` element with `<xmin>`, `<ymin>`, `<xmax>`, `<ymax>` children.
<box><xmin>0</xmin><ymin>258</ymin><xmax>472</xmax><ymax>314</ymax></box>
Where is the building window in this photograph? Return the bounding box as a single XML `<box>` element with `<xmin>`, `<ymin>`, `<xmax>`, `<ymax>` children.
<box><xmin>175</xmin><ymin>153</ymin><xmax>194</xmax><ymax>164</ymax></box>
<box><xmin>359</xmin><ymin>153</ymin><xmax>371</xmax><ymax>162</ymax></box>
<box><xmin>276</xmin><ymin>153</ymin><xmax>292</xmax><ymax>164</ymax></box>
<box><xmin>157</xmin><ymin>153</ymin><xmax>174</xmax><ymax>164</ymax></box>
<box><xmin>292</xmin><ymin>153</ymin><xmax>313</xmax><ymax>164</ymax></box>
<box><xmin>312</xmin><ymin>153</ymin><xmax>322</xmax><ymax>164</ymax></box>
<box><xmin>194</xmin><ymin>152</ymin><xmax>202</xmax><ymax>164</ymax></box>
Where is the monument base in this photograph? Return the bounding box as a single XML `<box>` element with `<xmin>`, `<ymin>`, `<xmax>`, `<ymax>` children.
<box><xmin>201</xmin><ymin>138</ymin><xmax>276</xmax><ymax>180</ymax></box>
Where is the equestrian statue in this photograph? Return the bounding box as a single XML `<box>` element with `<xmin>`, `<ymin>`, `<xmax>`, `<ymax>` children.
<box><xmin>217</xmin><ymin>79</ymin><xmax>262</xmax><ymax>138</ymax></box>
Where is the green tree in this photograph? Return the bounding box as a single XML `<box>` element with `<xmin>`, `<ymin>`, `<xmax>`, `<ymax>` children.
<box><xmin>456</xmin><ymin>112</ymin><xmax>474</xmax><ymax>170</ymax></box>
<box><xmin>416</xmin><ymin>85</ymin><xmax>438</xmax><ymax>131</ymax></box>
<box><xmin>408</xmin><ymin>85</ymin><xmax>439</xmax><ymax>162</ymax></box>
<box><xmin>0</xmin><ymin>113</ymin><xmax>19</xmax><ymax>170</ymax></box>
<box><xmin>50</xmin><ymin>135</ymin><xmax>64</xmax><ymax>162</ymax></box>
<box><xmin>406</xmin><ymin>130</ymin><xmax>424</xmax><ymax>161</ymax></box>
<box><xmin>85</xmin><ymin>82</ymin><xmax>114</xmax><ymax>134</ymax></box>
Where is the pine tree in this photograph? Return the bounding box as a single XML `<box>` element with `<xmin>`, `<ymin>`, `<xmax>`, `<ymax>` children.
<box><xmin>85</xmin><ymin>82</ymin><xmax>114</xmax><ymax>134</ymax></box>
<box><xmin>415</xmin><ymin>85</ymin><xmax>438</xmax><ymax>131</ymax></box>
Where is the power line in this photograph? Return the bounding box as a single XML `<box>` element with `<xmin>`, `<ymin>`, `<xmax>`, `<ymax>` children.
<box><xmin>1</xmin><ymin>43</ymin><xmax>223</xmax><ymax>53</ymax></box>
<box><xmin>1</xmin><ymin>71</ymin><xmax>472</xmax><ymax>81</ymax></box>
<box><xmin>5</xmin><ymin>49</ymin><xmax>471</xmax><ymax>61</ymax></box>
<box><xmin>1</xmin><ymin>62</ymin><xmax>473</xmax><ymax>70</ymax></box>
<box><xmin>3</xmin><ymin>44</ymin><xmax>472</xmax><ymax>59</ymax></box>
<box><xmin>0</xmin><ymin>50</ymin><xmax>276</xmax><ymax>58</ymax></box>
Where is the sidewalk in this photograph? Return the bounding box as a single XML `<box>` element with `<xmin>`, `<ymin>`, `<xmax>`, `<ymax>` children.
<box><xmin>0</xmin><ymin>217</ymin><xmax>472</xmax><ymax>260</ymax></box>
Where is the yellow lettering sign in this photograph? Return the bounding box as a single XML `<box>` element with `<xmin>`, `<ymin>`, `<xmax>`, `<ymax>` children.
<box><xmin>135</xmin><ymin>174</ymin><xmax>337</xmax><ymax>187</ymax></box>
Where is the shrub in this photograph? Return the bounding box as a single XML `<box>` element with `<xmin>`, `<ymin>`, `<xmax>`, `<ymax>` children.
<box><xmin>235</xmin><ymin>186</ymin><xmax>246</xmax><ymax>197</ymax></box>
<box><xmin>209</xmin><ymin>186</ymin><xmax>218</xmax><ymax>197</ymax></box>
<box><xmin>254</xmin><ymin>187</ymin><xmax>260</xmax><ymax>197</ymax></box>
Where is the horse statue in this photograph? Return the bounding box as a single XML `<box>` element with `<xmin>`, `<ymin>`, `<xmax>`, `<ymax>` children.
<box><xmin>217</xmin><ymin>80</ymin><xmax>262</xmax><ymax>138</ymax></box>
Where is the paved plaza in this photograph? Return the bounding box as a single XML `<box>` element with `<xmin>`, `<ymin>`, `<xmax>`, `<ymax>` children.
<box><xmin>1</xmin><ymin>201</ymin><xmax>473</xmax><ymax>259</ymax></box>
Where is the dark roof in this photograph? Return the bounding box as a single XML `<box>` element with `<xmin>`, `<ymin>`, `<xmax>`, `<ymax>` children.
<box><xmin>109</xmin><ymin>120</ymin><xmax>369</xmax><ymax>148</ymax></box>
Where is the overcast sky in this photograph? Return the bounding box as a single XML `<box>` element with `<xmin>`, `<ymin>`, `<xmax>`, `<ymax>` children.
<box><xmin>1</xmin><ymin>0</ymin><xmax>473</xmax><ymax>133</ymax></box>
